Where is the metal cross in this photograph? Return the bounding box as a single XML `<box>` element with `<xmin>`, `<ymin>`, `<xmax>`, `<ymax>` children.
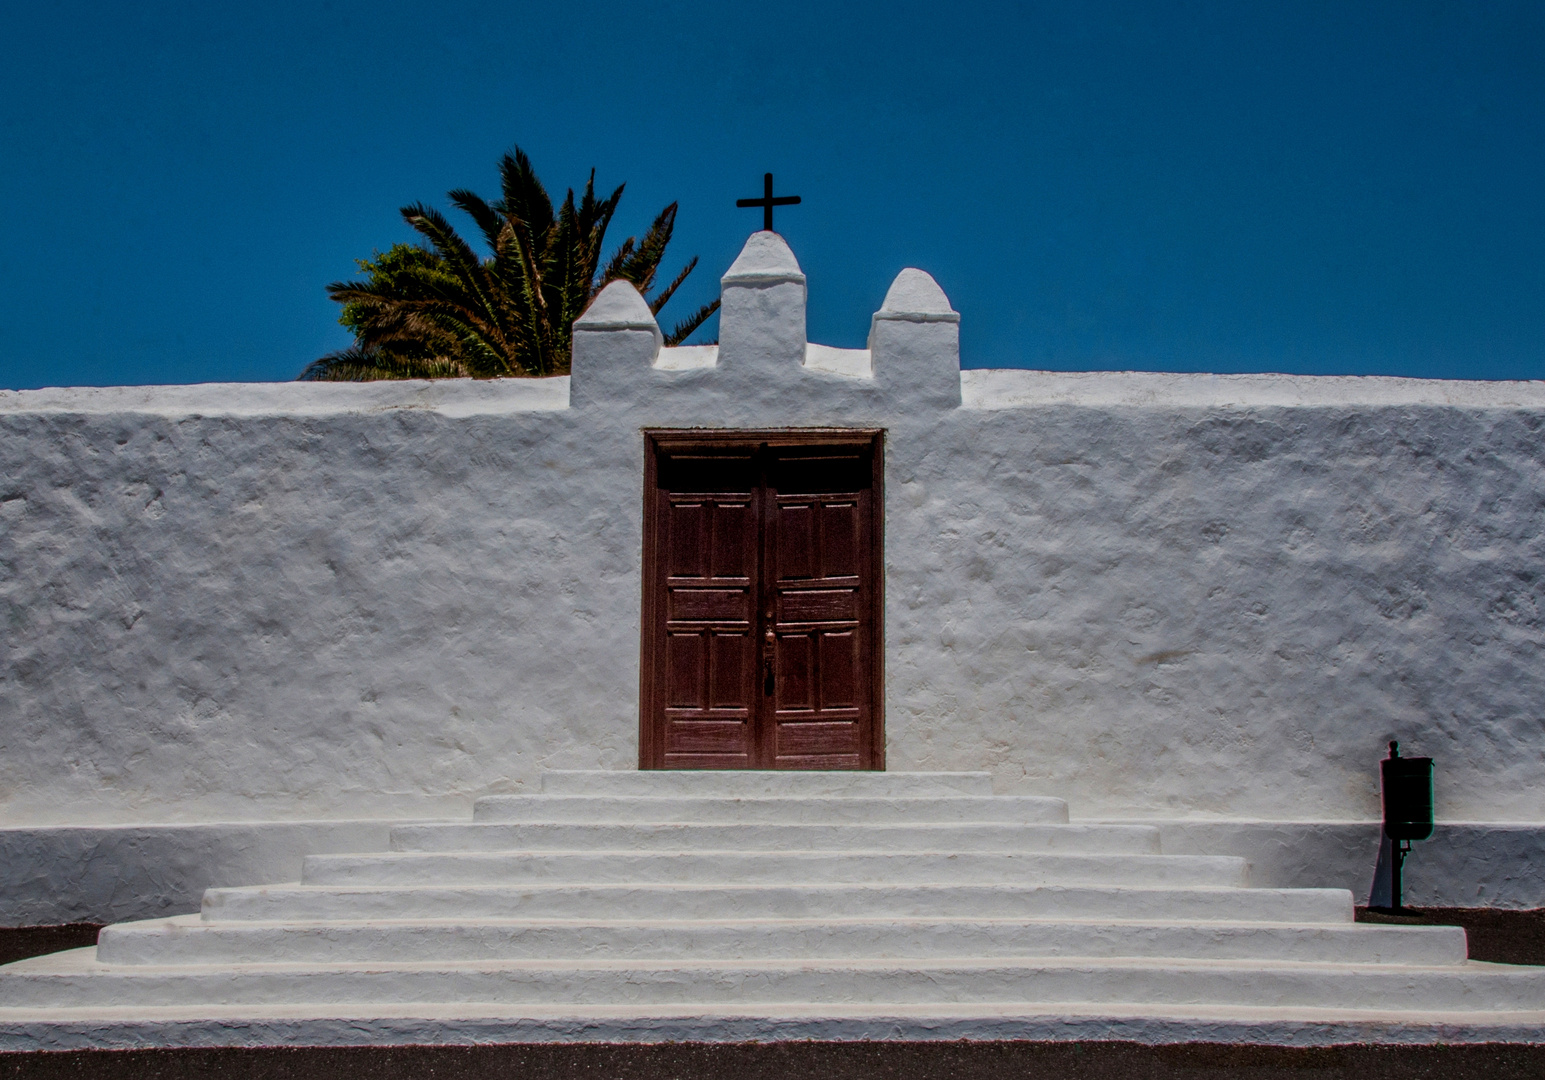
<box><xmin>736</xmin><ymin>173</ymin><xmax>801</xmax><ymax>232</ymax></box>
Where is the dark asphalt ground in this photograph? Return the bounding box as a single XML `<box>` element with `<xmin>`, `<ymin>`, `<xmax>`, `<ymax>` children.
<box><xmin>4</xmin><ymin>1041</ymin><xmax>1545</xmax><ymax>1080</ymax></box>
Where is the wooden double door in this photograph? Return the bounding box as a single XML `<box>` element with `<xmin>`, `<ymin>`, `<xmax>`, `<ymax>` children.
<box><xmin>641</xmin><ymin>431</ymin><xmax>884</xmax><ymax>770</ymax></box>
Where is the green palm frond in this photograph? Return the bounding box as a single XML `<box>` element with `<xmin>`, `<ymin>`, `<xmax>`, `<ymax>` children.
<box><xmin>306</xmin><ymin>144</ymin><xmax>713</xmax><ymax>380</ymax></box>
<box><xmin>649</xmin><ymin>255</ymin><xmax>697</xmax><ymax>316</ymax></box>
<box><xmin>664</xmin><ymin>299</ymin><xmax>721</xmax><ymax>347</ymax></box>
<box><xmin>400</xmin><ymin>204</ymin><xmax>487</xmax><ymax>294</ymax></box>
<box><xmin>610</xmin><ymin>203</ymin><xmax>677</xmax><ymax>296</ymax></box>
<box><xmin>299</xmin><ymin>344</ymin><xmax>469</xmax><ymax>382</ymax></box>
<box><xmin>496</xmin><ymin>149</ymin><xmax>554</xmax><ymax>236</ymax></box>
<box><xmin>599</xmin><ymin>238</ymin><xmax>634</xmax><ymax>287</ymax></box>
<box><xmin>447</xmin><ymin>189</ymin><xmax>506</xmax><ymax>252</ymax></box>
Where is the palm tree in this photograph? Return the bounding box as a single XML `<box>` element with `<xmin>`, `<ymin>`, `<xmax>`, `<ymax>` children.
<box><xmin>301</xmin><ymin>148</ymin><xmax>718</xmax><ymax>381</ymax></box>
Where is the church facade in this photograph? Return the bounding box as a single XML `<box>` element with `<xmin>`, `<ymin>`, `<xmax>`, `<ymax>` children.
<box><xmin>2</xmin><ymin>231</ymin><xmax>1544</xmax><ymax>924</ymax></box>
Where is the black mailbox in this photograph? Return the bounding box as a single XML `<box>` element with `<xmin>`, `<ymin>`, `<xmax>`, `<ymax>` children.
<box><xmin>1374</xmin><ymin>740</ymin><xmax>1434</xmax><ymax>912</ymax></box>
<box><xmin>1381</xmin><ymin>741</ymin><xmax>1434</xmax><ymax>842</ymax></box>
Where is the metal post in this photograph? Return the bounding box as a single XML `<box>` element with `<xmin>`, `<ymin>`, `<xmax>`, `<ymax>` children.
<box><xmin>1391</xmin><ymin>841</ymin><xmax>1406</xmax><ymax>912</ymax></box>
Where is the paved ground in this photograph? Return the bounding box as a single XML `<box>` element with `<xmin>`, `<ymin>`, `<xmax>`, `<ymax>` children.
<box><xmin>4</xmin><ymin>1041</ymin><xmax>1545</xmax><ymax>1079</ymax></box>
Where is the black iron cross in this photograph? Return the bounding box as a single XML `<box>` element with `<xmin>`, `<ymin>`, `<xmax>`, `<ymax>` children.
<box><xmin>736</xmin><ymin>173</ymin><xmax>801</xmax><ymax>232</ymax></box>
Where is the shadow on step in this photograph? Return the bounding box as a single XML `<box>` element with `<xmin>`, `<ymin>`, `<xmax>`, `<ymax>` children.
<box><xmin>5</xmin><ymin>912</ymin><xmax>1545</xmax><ymax>968</ymax></box>
<box><xmin>1355</xmin><ymin>907</ymin><xmax>1545</xmax><ymax>965</ymax></box>
<box><xmin>0</xmin><ymin>926</ymin><xmax>100</xmax><ymax>968</ymax></box>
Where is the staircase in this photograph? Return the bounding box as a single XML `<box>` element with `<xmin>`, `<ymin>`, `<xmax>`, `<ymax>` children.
<box><xmin>3</xmin><ymin>770</ymin><xmax>1543</xmax><ymax>1048</ymax></box>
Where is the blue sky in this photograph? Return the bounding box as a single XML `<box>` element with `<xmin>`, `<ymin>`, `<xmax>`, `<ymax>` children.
<box><xmin>2</xmin><ymin>0</ymin><xmax>1542</xmax><ymax>389</ymax></box>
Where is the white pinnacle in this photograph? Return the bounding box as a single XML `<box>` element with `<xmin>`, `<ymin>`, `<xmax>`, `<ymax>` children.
<box><xmin>879</xmin><ymin>267</ymin><xmax>958</xmax><ymax>319</ymax></box>
<box><xmin>723</xmin><ymin>231</ymin><xmax>806</xmax><ymax>285</ymax></box>
<box><xmin>573</xmin><ymin>279</ymin><xmax>658</xmax><ymax>330</ymax></box>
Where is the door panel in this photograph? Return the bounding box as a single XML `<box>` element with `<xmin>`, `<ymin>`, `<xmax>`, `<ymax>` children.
<box><xmin>711</xmin><ymin>502</ymin><xmax>752</xmax><ymax>577</ymax></box>
<box><xmin>766</xmin><ymin>470</ymin><xmax>871</xmax><ymax>769</ymax></box>
<box><xmin>778</xmin><ymin>721</ymin><xmax>860</xmax><ymax>759</ymax></box>
<box><xmin>820</xmin><ymin>502</ymin><xmax>859</xmax><ymax>577</ymax></box>
<box><xmin>708</xmin><ymin>631</ymin><xmax>750</xmax><ymax>708</ymax></box>
<box><xmin>642</xmin><ymin>433</ymin><xmax>882</xmax><ymax>770</ymax></box>
<box><xmin>774</xmin><ymin>632</ymin><xmax>814</xmax><ymax>710</ymax></box>
<box><xmin>665</xmin><ymin>718</ymin><xmax>751</xmax><ymax>756</ymax></box>
<box><xmin>817</xmin><ymin>629</ymin><xmax>859</xmax><ymax>709</ymax></box>
<box><xmin>665</xmin><ymin>632</ymin><xmax>705</xmax><ymax>707</ymax></box>
<box><xmin>666</xmin><ymin>502</ymin><xmax>706</xmax><ymax>577</ymax></box>
<box><xmin>653</xmin><ymin>464</ymin><xmax>758</xmax><ymax>768</ymax></box>
<box><xmin>774</xmin><ymin>504</ymin><xmax>815</xmax><ymax>579</ymax></box>
<box><xmin>669</xmin><ymin>588</ymin><xmax>748</xmax><ymax>621</ymax></box>
<box><xmin>779</xmin><ymin>590</ymin><xmax>857</xmax><ymax>623</ymax></box>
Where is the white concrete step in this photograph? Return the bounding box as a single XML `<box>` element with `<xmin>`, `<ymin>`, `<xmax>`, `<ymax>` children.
<box><xmin>94</xmin><ymin>915</ymin><xmax>1467</xmax><ymax>967</ymax></box>
<box><xmin>473</xmin><ymin>794</ymin><xmax>1070</xmax><ymax>824</ymax></box>
<box><xmin>6</xmin><ymin>951</ymin><xmax>1542</xmax><ymax>1012</ymax></box>
<box><xmin>538</xmin><ymin>770</ymin><xmax>995</xmax><ymax>797</ymax></box>
<box><xmin>7</xmin><ymin>769</ymin><xmax>1532</xmax><ymax>1040</ymax></box>
<box><xmin>300</xmin><ymin>850</ymin><xmax>1249</xmax><ymax>889</ymax></box>
<box><xmin>388</xmin><ymin>822</ymin><xmax>1159</xmax><ymax>855</ymax></box>
<box><xmin>199</xmin><ymin>882</ymin><xmax>1356</xmax><ymax>925</ymax></box>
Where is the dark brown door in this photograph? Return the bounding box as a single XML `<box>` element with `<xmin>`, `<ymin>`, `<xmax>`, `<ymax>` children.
<box><xmin>641</xmin><ymin>431</ymin><xmax>883</xmax><ymax>770</ymax></box>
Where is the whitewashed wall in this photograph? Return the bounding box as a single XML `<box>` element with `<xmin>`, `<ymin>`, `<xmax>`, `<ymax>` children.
<box><xmin>3</xmin><ymin>234</ymin><xmax>1544</xmax><ymax>915</ymax></box>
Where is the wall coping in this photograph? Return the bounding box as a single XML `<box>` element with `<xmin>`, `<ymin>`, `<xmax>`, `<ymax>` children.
<box><xmin>962</xmin><ymin>368</ymin><xmax>1545</xmax><ymax>409</ymax></box>
<box><xmin>5</xmin><ymin>368</ymin><xmax>1545</xmax><ymax>419</ymax></box>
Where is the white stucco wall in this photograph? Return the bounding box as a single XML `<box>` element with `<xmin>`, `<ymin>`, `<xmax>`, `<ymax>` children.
<box><xmin>2</xmin><ymin>235</ymin><xmax>1543</xmax><ymax>903</ymax></box>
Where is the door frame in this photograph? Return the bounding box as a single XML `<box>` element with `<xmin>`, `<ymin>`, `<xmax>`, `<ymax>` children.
<box><xmin>639</xmin><ymin>428</ymin><xmax>886</xmax><ymax>770</ymax></box>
